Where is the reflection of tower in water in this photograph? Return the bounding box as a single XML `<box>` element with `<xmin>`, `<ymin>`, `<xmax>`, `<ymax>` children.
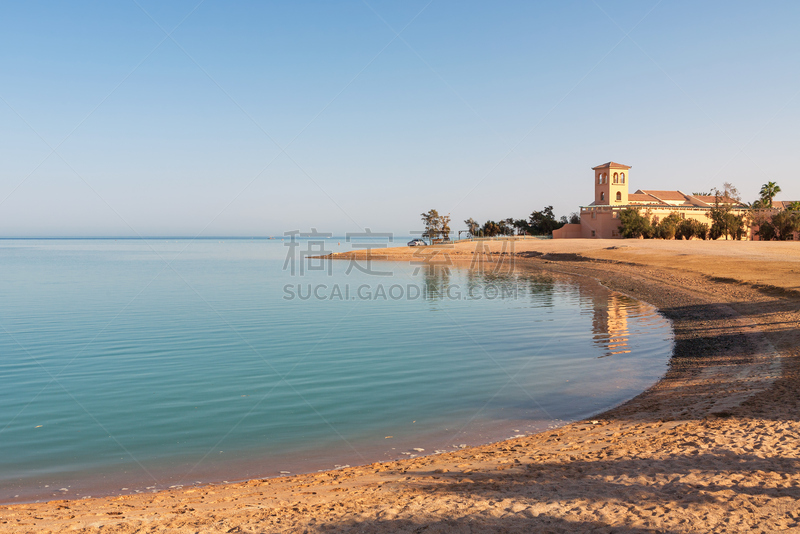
<box><xmin>592</xmin><ymin>293</ymin><xmax>633</xmax><ymax>357</ymax></box>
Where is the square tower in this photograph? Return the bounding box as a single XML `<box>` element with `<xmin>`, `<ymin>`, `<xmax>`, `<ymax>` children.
<box><xmin>592</xmin><ymin>162</ymin><xmax>631</xmax><ymax>205</ymax></box>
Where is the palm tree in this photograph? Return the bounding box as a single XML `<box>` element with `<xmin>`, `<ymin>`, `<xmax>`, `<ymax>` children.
<box><xmin>760</xmin><ymin>182</ymin><xmax>781</xmax><ymax>208</ymax></box>
<box><xmin>788</xmin><ymin>201</ymin><xmax>800</xmax><ymax>212</ymax></box>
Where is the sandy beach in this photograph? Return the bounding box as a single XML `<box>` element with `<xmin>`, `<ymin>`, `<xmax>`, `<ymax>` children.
<box><xmin>3</xmin><ymin>239</ymin><xmax>800</xmax><ymax>533</ymax></box>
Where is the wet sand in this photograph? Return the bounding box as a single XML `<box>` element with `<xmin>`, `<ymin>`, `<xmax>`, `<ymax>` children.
<box><xmin>3</xmin><ymin>239</ymin><xmax>800</xmax><ymax>533</ymax></box>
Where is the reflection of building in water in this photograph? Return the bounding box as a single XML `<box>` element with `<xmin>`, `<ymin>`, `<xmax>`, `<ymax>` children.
<box><xmin>591</xmin><ymin>293</ymin><xmax>633</xmax><ymax>357</ymax></box>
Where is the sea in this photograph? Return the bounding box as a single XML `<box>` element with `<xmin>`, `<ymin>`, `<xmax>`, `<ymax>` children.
<box><xmin>0</xmin><ymin>238</ymin><xmax>673</xmax><ymax>503</ymax></box>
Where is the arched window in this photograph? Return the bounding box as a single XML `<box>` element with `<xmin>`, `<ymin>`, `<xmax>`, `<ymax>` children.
<box><xmin>613</xmin><ymin>172</ymin><xmax>619</xmax><ymax>183</ymax></box>
<box><xmin>616</xmin><ymin>191</ymin><xmax>622</xmax><ymax>201</ymax></box>
<box><xmin>598</xmin><ymin>174</ymin><xmax>602</xmax><ymax>185</ymax></box>
<box><xmin>600</xmin><ymin>192</ymin><xmax>605</xmax><ymax>201</ymax></box>
<box><xmin>620</xmin><ymin>172</ymin><xmax>625</xmax><ymax>184</ymax></box>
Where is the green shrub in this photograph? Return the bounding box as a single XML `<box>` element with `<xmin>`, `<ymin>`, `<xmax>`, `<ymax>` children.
<box><xmin>696</xmin><ymin>222</ymin><xmax>709</xmax><ymax>239</ymax></box>
<box><xmin>618</xmin><ymin>208</ymin><xmax>653</xmax><ymax>238</ymax></box>
<box><xmin>675</xmin><ymin>218</ymin><xmax>709</xmax><ymax>240</ymax></box>
<box><xmin>654</xmin><ymin>213</ymin><xmax>682</xmax><ymax>239</ymax></box>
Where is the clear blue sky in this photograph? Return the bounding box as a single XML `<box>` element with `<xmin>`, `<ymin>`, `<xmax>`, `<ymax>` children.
<box><xmin>1</xmin><ymin>1</ymin><xmax>798</xmax><ymax>237</ymax></box>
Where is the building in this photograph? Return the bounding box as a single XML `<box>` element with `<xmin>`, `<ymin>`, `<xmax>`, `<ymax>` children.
<box><xmin>553</xmin><ymin>161</ymin><xmax>750</xmax><ymax>239</ymax></box>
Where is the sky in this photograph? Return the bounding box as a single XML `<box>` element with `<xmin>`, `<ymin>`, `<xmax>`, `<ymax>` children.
<box><xmin>1</xmin><ymin>1</ymin><xmax>798</xmax><ymax>237</ymax></box>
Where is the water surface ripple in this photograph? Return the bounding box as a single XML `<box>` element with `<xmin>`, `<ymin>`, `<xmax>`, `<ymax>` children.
<box><xmin>0</xmin><ymin>239</ymin><xmax>673</xmax><ymax>502</ymax></box>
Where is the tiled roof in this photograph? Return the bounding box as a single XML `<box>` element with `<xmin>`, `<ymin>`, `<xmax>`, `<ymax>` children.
<box><xmin>592</xmin><ymin>161</ymin><xmax>631</xmax><ymax>170</ymax></box>
<box><xmin>628</xmin><ymin>193</ymin><xmax>660</xmax><ymax>203</ymax></box>
<box><xmin>693</xmin><ymin>195</ymin><xmax>747</xmax><ymax>207</ymax></box>
<box><xmin>639</xmin><ymin>190</ymin><xmax>689</xmax><ymax>202</ymax></box>
<box><xmin>626</xmin><ymin>190</ymin><xmax>745</xmax><ymax>208</ymax></box>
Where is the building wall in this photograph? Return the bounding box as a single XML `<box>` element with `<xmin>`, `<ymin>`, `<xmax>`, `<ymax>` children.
<box><xmin>570</xmin><ymin>205</ymin><xmax>754</xmax><ymax>239</ymax></box>
<box><xmin>552</xmin><ymin>223</ymin><xmax>582</xmax><ymax>239</ymax></box>
<box><xmin>580</xmin><ymin>208</ymin><xmax>620</xmax><ymax>239</ymax></box>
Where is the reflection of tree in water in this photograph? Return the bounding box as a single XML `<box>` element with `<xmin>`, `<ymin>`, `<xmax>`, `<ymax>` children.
<box><xmin>421</xmin><ymin>264</ymin><xmax>451</xmax><ymax>300</ymax></box>
<box><xmin>464</xmin><ymin>267</ymin><xmax>482</xmax><ymax>299</ymax></box>
<box><xmin>522</xmin><ymin>274</ymin><xmax>556</xmax><ymax>308</ymax></box>
<box><xmin>460</xmin><ymin>269</ymin><xmax>556</xmax><ymax>305</ymax></box>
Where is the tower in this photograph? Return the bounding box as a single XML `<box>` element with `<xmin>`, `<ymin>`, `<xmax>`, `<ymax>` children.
<box><xmin>592</xmin><ymin>162</ymin><xmax>631</xmax><ymax>206</ymax></box>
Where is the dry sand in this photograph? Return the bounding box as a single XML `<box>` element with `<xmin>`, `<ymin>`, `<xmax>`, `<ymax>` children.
<box><xmin>3</xmin><ymin>239</ymin><xmax>800</xmax><ymax>533</ymax></box>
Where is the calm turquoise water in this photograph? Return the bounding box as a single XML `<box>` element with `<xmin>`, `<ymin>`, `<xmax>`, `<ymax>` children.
<box><xmin>0</xmin><ymin>239</ymin><xmax>672</xmax><ymax>502</ymax></box>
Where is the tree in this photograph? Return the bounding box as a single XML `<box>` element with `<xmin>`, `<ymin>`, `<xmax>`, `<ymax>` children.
<box><xmin>755</xmin><ymin>218</ymin><xmax>777</xmax><ymax>241</ymax></box>
<box><xmin>512</xmin><ymin>219</ymin><xmax>530</xmax><ymax>235</ymax></box>
<box><xmin>481</xmin><ymin>220</ymin><xmax>501</xmax><ymax>237</ymax></box>
<box><xmin>773</xmin><ymin>211</ymin><xmax>800</xmax><ymax>240</ymax></box>
<box><xmin>440</xmin><ymin>214</ymin><xmax>451</xmax><ymax>241</ymax></box>
<box><xmin>568</xmin><ymin>212</ymin><xmax>581</xmax><ymax>224</ymax></box>
<box><xmin>757</xmin><ymin>211</ymin><xmax>800</xmax><ymax>241</ymax></box>
<box><xmin>720</xmin><ymin>182</ymin><xmax>742</xmax><ymax>203</ymax></box>
<box><xmin>528</xmin><ymin>206</ymin><xmax>562</xmax><ymax>235</ymax></box>
<box><xmin>654</xmin><ymin>213</ymin><xmax>683</xmax><ymax>239</ymax></box>
<box><xmin>498</xmin><ymin>218</ymin><xmax>515</xmax><ymax>236</ymax></box>
<box><xmin>751</xmin><ymin>203</ymin><xmax>772</xmax><ymax>240</ymax></box>
<box><xmin>617</xmin><ymin>208</ymin><xmax>653</xmax><ymax>238</ymax></box>
<box><xmin>675</xmin><ymin>219</ymin><xmax>692</xmax><ymax>240</ymax></box>
<box><xmin>464</xmin><ymin>218</ymin><xmax>479</xmax><ymax>236</ymax></box>
<box><xmin>759</xmin><ymin>181</ymin><xmax>781</xmax><ymax>208</ymax></box>
<box><xmin>709</xmin><ymin>208</ymin><xmax>746</xmax><ymax>240</ymax></box>
<box><xmin>788</xmin><ymin>201</ymin><xmax>800</xmax><ymax>212</ymax></box>
<box><xmin>676</xmin><ymin>218</ymin><xmax>709</xmax><ymax>240</ymax></box>
<box><xmin>708</xmin><ymin>186</ymin><xmax>746</xmax><ymax>240</ymax></box>
<box><xmin>421</xmin><ymin>210</ymin><xmax>449</xmax><ymax>242</ymax></box>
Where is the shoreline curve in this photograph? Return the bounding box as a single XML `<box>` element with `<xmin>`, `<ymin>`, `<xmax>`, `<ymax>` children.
<box><xmin>3</xmin><ymin>241</ymin><xmax>797</xmax><ymax>533</ymax></box>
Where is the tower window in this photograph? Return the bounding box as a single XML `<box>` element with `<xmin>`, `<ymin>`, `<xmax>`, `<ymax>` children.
<box><xmin>620</xmin><ymin>172</ymin><xmax>625</xmax><ymax>184</ymax></box>
<box><xmin>598</xmin><ymin>174</ymin><xmax>602</xmax><ymax>185</ymax></box>
<box><xmin>613</xmin><ymin>172</ymin><xmax>619</xmax><ymax>183</ymax></box>
<box><xmin>616</xmin><ymin>191</ymin><xmax>622</xmax><ymax>201</ymax></box>
<box><xmin>600</xmin><ymin>192</ymin><xmax>605</xmax><ymax>201</ymax></box>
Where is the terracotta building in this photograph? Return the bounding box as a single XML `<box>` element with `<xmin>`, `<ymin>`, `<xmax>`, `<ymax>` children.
<box><xmin>553</xmin><ymin>162</ymin><xmax>750</xmax><ymax>239</ymax></box>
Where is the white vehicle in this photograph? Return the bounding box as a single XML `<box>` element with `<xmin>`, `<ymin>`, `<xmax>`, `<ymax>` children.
<box><xmin>407</xmin><ymin>239</ymin><xmax>426</xmax><ymax>246</ymax></box>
